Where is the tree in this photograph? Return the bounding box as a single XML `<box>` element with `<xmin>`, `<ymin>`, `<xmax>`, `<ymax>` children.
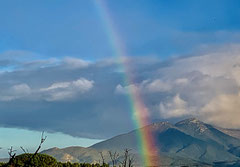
<box><xmin>128</xmin><ymin>154</ymin><xmax>135</xmax><ymax>167</ymax></box>
<box><xmin>11</xmin><ymin>153</ymin><xmax>58</xmax><ymax>167</ymax></box>
<box><xmin>20</xmin><ymin>146</ymin><xmax>28</xmax><ymax>154</ymax></box>
<box><xmin>34</xmin><ymin>131</ymin><xmax>47</xmax><ymax>156</ymax></box>
<box><xmin>4</xmin><ymin>131</ymin><xmax>47</xmax><ymax>167</ymax></box>
<box><xmin>119</xmin><ymin>149</ymin><xmax>129</xmax><ymax>167</ymax></box>
<box><xmin>99</xmin><ymin>152</ymin><xmax>105</xmax><ymax>165</ymax></box>
<box><xmin>7</xmin><ymin>146</ymin><xmax>17</xmax><ymax>166</ymax></box>
<box><xmin>118</xmin><ymin>149</ymin><xmax>135</xmax><ymax>167</ymax></box>
<box><xmin>108</xmin><ymin>151</ymin><xmax>119</xmax><ymax>167</ymax></box>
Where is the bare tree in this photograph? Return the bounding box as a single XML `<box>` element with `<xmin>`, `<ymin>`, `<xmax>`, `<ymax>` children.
<box><xmin>99</xmin><ymin>151</ymin><xmax>105</xmax><ymax>165</ymax></box>
<box><xmin>128</xmin><ymin>154</ymin><xmax>135</xmax><ymax>167</ymax></box>
<box><xmin>34</xmin><ymin>131</ymin><xmax>47</xmax><ymax>156</ymax></box>
<box><xmin>5</xmin><ymin>131</ymin><xmax>47</xmax><ymax>167</ymax></box>
<box><xmin>20</xmin><ymin>131</ymin><xmax>47</xmax><ymax>167</ymax></box>
<box><xmin>8</xmin><ymin>146</ymin><xmax>17</xmax><ymax>165</ymax></box>
<box><xmin>119</xmin><ymin>149</ymin><xmax>131</xmax><ymax>167</ymax></box>
<box><xmin>20</xmin><ymin>146</ymin><xmax>28</xmax><ymax>154</ymax></box>
<box><xmin>108</xmin><ymin>150</ymin><xmax>119</xmax><ymax>167</ymax></box>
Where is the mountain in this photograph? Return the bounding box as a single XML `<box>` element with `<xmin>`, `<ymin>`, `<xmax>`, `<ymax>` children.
<box><xmin>0</xmin><ymin>158</ymin><xmax>8</xmax><ymax>163</ymax></box>
<box><xmin>215</xmin><ymin>127</ymin><xmax>240</xmax><ymax>140</ymax></box>
<box><xmin>41</xmin><ymin>146</ymin><xmax>106</xmax><ymax>163</ymax></box>
<box><xmin>90</xmin><ymin>121</ymin><xmax>174</xmax><ymax>152</ymax></box>
<box><xmin>42</xmin><ymin>118</ymin><xmax>240</xmax><ymax>166</ymax></box>
<box><xmin>175</xmin><ymin>118</ymin><xmax>240</xmax><ymax>148</ymax></box>
<box><xmin>91</xmin><ymin>118</ymin><xmax>239</xmax><ymax>163</ymax></box>
<box><xmin>42</xmin><ymin>146</ymin><xmax>209</xmax><ymax>167</ymax></box>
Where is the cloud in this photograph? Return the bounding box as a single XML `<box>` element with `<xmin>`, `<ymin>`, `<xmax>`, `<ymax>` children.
<box><xmin>0</xmin><ymin>50</ymin><xmax>39</xmax><ymax>61</ymax></box>
<box><xmin>159</xmin><ymin>94</ymin><xmax>190</xmax><ymax>119</ymax></box>
<box><xmin>62</xmin><ymin>57</ymin><xmax>90</xmax><ymax>69</ymax></box>
<box><xmin>0</xmin><ymin>84</ymin><xmax>31</xmax><ymax>101</ymax></box>
<box><xmin>0</xmin><ymin>60</ymin><xmax>16</xmax><ymax>67</ymax></box>
<box><xmin>115</xmin><ymin>84</ymin><xmax>137</xmax><ymax>95</ymax></box>
<box><xmin>22</xmin><ymin>58</ymin><xmax>59</xmax><ymax>69</ymax></box>
<box><xmin>201</xmin><ymin>92</ymin><xmax>240</xmax><ymax>129</ymax></box>
<box><xmin>145</xmin><ymin>79</ymin><xmax>171</xmax><ymax>92</ymax></box>
<box><xmin>175</xmin><ymin>78</ymin><xmax>189</xmax><ymax>85</ymax></box>
<box><xmin>0</xmin><ymin>50</ymin><xmax>90</xmax><ymax>72</ymax></box>
<box><xmin>40</xmin><ymin>78</ymin><xmax>94</xmax><ymax>101</ymax></box>
<box><xmin>0</xmin><ymin>78</ymin><xmax>94</xmax><ymax>102</ymax></box>
<box><xmin>1</xmin><ymin>45</ymin><xmax>240</xmax><ymax>138</ymax></box>
<box><xmin>115</xmin><ymin>79</ymin><xmax>171</xmax><ymax>95</ymax></box>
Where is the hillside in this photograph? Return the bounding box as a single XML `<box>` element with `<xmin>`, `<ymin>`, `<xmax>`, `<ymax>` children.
<box><xmin>215</xmin><ymin>127</ymin><xmax>240</xmax><ymax>140</ymax></box>
<box><xmin>42</xmin><ymin>118</ymin><xmax>240</xmax><ymax>166</ymax></box>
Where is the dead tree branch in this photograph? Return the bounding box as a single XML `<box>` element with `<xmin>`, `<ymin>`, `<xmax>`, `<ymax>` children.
<box><xmin>119</xmin><ymin>149</ymin><xmax>131</xmax><ymax>167</ymax></box>
<box><xmin>108</xmin><ymin>150</ymin><xmax>119</xmax><ymax>167</ymax></box>
<box><xmin>20</xmin><ymin>146</ymin><xmax>28</xmax><ymax>154</ymax></box>
<box><xmin>128</xmin><ymin>153</ymin><xmax>135</xmax><ymax>167</ymax></box>
<box><xmin>34</xmin><ymin>131</ymin><xmax>47</xmax><ymax>156</ymax></box>
<box><xmin>99</xmin><ymin>151</ymin><xmax>105</xmax><ymax>165</ymax></box>
<box><xmin>8</xmin><ymin>146</ymin><xmax>17</xmax><ymax>165</ymax></box>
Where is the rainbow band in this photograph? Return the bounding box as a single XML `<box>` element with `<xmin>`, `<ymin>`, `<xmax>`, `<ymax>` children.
<box><xmin>94</xmin><ymin>1</ymin><xmax>159</xmax><ymax>166</ymax></box>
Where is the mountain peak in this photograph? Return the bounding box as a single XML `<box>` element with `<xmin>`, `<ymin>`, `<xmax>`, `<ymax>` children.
<box><xmin>176</xmin><ymin>117</ymin><xmax>203</xmax><ymax>125</ymax></box>
<box><xmin>152</xmin><ymin>121</ymin><xmax>172</xmax><ymax>127</ymax></box>
<box><xmin>41</xmin><ymin>147</ymin><xmax>60</xmax><ymax>153</ymax></box>
<box><xmin>175</xmin><ymin>118</ymin><xmax>208</xmax><ymax>133</ymax></box>
<box><xmin>142</xmin><ymin>121</ymin><xmax>175</xmax><ymax>133</ymax></box>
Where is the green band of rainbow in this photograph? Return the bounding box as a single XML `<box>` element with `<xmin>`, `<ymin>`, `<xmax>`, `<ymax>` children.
<box><xmin>94</xmin><ymin>1</ymin><xmax>159</xmax><ymax>166</ymax></box>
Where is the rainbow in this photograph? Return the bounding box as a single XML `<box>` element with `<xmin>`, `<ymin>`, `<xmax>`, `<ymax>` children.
<box><xmin>94</xmin><ymin>1</ymin><xmax>159</xmax><ymax>166</ymax></box>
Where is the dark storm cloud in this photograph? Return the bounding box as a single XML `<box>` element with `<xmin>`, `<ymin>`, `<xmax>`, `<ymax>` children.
<box><xmin>1</xmin><ymin>45</ymin><xmax>240</xmax><ymax>138</ymax></box>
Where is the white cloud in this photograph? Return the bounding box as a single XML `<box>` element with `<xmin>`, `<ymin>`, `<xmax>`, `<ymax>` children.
<box><xmin>41</xmin><ymin>82</ymin><xmax>71</xmax><ymax>91</ymax></box>
<box><xmin>200</xmin><ymin>92</ymin><xmax>240</xmax><ymax>129</ymax></box>
<box><xmin>11</xmin><ymin>84</ymin><xmax>31</xmax><ymax>95</ymax></box>
<box><xmin>115</xmin><ymin>84</ymin><xmax>126</xmax><ymax>94</ymax></box>
<box><xmin>151</xmin><ymin>45</ymin><xmax>240</xmax><ymax>128</ymax></box>
<box><xmin>145</xmin><ymin>79</ymin><xmax>171</xmax><ymax>92</ymax></box>
<box><xmin>115</xmin><ymin>84</ymin><xmax>137</xmax><ymax>95</ymax></box>
<box><xmin>40</xmin><ymin>78</ymin><xmax>94</xmax><ymax>101</ymax></box>
<box><xmin>22</xmin><ymin>58</ymin><xmax>60</xmax><ymax>69</ymax></box>
<box><xmin>0</xmin><ymin>78</ymin><xmax>94</xmax><ymax>102</ymax></box>
<box><xmin>230</xmin><ymin>64</ymin><xmax>240</xmax><ymax>86</ymax></box>
<box><xmin>159</xmin><ymin>94</ymin><xmax>190</xmax><ymax>119</ymax></box>
<box><xmin>115</xmin><ymin>79</ymin><xmax>171</xmax><ymax>95</ymax></box>
<box><xmin>175</xmin><ymin>78</ymin><xmax>189</xmax><ymax>85</ymax></box>
<box><xmin>72</xmin><ymin>79</ymin><xmax>94</xmax><ymax>92</ymax></box>
<box><xmin>63</xmin><ymin>57</ymin><xmax>90</xmax><ymax>69</ymax></box>
<box><xmin>0</xmin><ymin>84</ymin><xmax>31</xmax><ymax>101</ymax></box>
<box><xmin>112</xmin><ymin>45</ymin><xmax>240</xmax><ymax>129</ymax></box>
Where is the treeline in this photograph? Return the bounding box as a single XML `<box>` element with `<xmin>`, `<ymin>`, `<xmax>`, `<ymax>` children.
<box><xmin>0</xmin><ymin>153</ymin><xmax>110</xmax><ymax>167</ymax></box>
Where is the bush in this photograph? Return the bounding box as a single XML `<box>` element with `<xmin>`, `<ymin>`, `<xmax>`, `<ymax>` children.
<box><xmin>58</xmin><ymin>162</ymin><xmax>108</xmax><ymax>167</ymax></box>
<box><xmin>10</xmin><ymin>153</ymin><xmax>58</xmax><ymax>167</ymax></box>
<box><xmin>0</xmin><ymin>153</ymin><xmax>109</xmax><ymax>167</ymax></box>
<box><xmin>0</xmin><ymin>162</ymin><xmax>6</xmax><ymax>167</ymax></box>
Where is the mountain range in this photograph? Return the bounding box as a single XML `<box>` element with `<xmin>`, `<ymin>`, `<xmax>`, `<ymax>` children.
<box><xmin>36</xmin><ymin>118</ymin><xmax>240</xmax><ymax>166</ymax></box>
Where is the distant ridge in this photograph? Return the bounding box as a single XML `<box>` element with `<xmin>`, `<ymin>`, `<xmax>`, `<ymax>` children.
<box><xmin>41</xmin><ymin>118</ymin><xmax>240</xmax><ymax>166</ymax></box>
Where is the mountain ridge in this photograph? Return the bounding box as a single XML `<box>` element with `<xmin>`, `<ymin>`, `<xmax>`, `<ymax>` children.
<box><xmin>33</xmin><ymin>118</ymin><xmax>240</xmax><ymax>166</ymax></box>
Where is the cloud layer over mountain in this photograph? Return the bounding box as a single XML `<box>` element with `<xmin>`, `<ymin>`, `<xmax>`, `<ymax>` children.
<box><xmin>0</xmin><ymin>45</ymin><xmax>240</xmax><ymax>138</ymax></box>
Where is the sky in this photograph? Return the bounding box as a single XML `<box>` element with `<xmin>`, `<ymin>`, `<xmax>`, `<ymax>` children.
<box><xmin>1</xmin><ymin>0</ymin><xmax>240</xmax><ymax>158</ymax></box>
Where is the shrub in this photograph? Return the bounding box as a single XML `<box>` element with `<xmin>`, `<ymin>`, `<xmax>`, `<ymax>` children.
<box><xmin>10</xmin><ymin>153</ymin><xmax>58</xmax><ymax>167</ymax></box>
<box><xmin>0</xmin><ymin>153</ymin><xmax>109</xmax><ymax>167</ymax></box>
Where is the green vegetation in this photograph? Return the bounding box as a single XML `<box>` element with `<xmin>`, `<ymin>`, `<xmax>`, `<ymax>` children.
<box><xmin>0</xmin><ymin>153</ymin><xmax>109</xmax><ymax>167</ymax></box>
<box><xmin>57</xmin><ymin>162</ymin><xmax>109</xmax><ymax>167</ymax></box>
